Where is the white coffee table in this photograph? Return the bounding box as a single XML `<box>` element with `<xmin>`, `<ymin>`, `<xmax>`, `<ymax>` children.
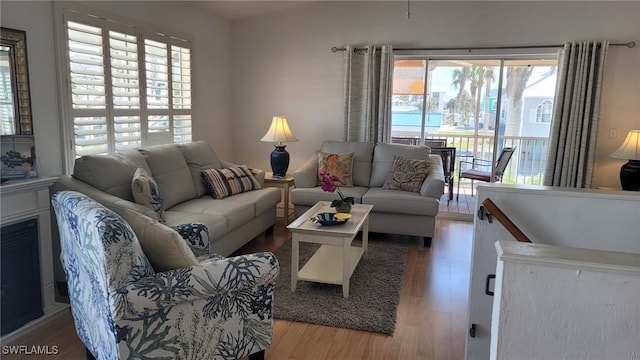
<box><xmin>286</xmin><ymin>201</ymin><xmax>374</xmax><ymax>298</ymax></box>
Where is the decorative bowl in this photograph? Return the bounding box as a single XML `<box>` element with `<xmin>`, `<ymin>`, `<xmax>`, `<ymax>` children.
<box><xmin>310</xmin><ymin>212</ymin><xmax>351</xmax><ymax>226</ymax></box>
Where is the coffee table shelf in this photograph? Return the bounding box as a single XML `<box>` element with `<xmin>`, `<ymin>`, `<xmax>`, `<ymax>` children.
<box><xmin>287</xmin><ymin>201</ymin><xmax>374</xmax><ymax>298</ymax></box>
<box><xmin>298</xmin><ymin>245</ymin><xmax>365</xmax><ymax>285</ymax></box>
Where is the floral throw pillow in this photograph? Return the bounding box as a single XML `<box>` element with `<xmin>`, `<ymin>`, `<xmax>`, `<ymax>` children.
<box><xmin>202</xmin><ymin>166</ymin><xmax>263</xmax><ymax>199</ymax></box>
<box><xmin>131</xmin><ymin>167</ymin><xmax>165</xmax><ymax>221</ymax></box>
<box><xmin>317</xmin><ymin>152</ymin><xmax>354</xmax><ymax>187</ymax></box>
<box><xmin>383</xmin><ymin>155</ymin><xmax>432</xmax><ymax>192</ymax></box>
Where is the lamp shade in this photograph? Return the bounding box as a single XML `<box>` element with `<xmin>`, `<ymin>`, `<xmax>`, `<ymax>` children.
<box><xmin>260</xmin><ymin>116</ymin><xmax>298</xmax><ymax>144</ymax></box>
<box><xmin>610</xmin><ymin>130</ymin><xmax>640</xmax><ymax>160</ymax></box>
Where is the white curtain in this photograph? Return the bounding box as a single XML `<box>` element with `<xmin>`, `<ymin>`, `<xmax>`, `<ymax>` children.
<box><xmin>543</xmin><ymin>40</ymin><xmax>609</xmax><ymax>188</ymax></box>
<box><xmin>343</xmin><ymin>45</ymin><xmax>393</xmax><ymax>143</ymax></box>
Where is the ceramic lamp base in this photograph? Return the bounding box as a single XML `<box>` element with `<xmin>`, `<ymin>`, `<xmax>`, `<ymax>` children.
<box><xmin>620</xmin><ymin>160</ymin><xmax>640</xmax><ymax>191</ymax></box>
<box><xmin>270</xmin><ymin>145</ymin><xmax>290</xmax><ymax>178</ymax></box>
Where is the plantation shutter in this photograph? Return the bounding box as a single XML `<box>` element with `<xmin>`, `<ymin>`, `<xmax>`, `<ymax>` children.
<box><xmin>144</xmin><ymin>38</ymin><xmax>170</xmax><ymax>144</ymax></box>
<box><xmin>60</xmin><ymin>9</ymin><xmax>192</xmax><ymax>163</ymax></box>
<box><xmin>109</xmin><ymin>29</ymin><xmax>141</xmax><ymax>151</ymax></box>
<box><xmin>144</xmin><ymin>38</ymin><xmax>192</xmax><ymax>144</ymax></box>
<box><xmin>67</xmin><ymin>20</ymin><xmax>108</xmax><ymax>155</ymax></box>
<box><xmin>171</xmin><ymin>45</ymin><xmax>192</xmax><ymax>143</ymax></box>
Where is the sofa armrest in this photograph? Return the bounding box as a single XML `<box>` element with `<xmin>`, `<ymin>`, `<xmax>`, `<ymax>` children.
<box><xmin>52</xmin><ymin>175</ymin><xmax>158</xmax><ymax>220</ymax></box>
<box><xmin>250</xmin><ymin>167</ymin><xmax>266</xmax><ymax>186</ymax></box>
<box><xmin>293</xmin><ymin>151</ymin><xmax>319</xmax><ymax>188</ymax></box>
<box><xmin>420</xmin><ymin>155</ymin><xmax>445</xmax><ymax>198</ymax></box>
<box><xmin>114</xmin><ymin>252</ymin><xmax>280</xmax><ymax>317</ymax></box>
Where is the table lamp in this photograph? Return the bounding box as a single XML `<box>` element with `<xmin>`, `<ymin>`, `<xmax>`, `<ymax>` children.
<box><xmin>610</xmin><ymin>129</ymin><xmax>640</xmax><ymax>191</ymax></box>
<box><xmin>260</xmin><ymin>116</ymin><xmax>297</xmax><ymax>178</ymax></box>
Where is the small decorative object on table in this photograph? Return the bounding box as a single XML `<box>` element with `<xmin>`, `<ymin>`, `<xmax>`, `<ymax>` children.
<box><xmin>310</xmin><ymin>212</ymin><xmax>351</xmax><ymax>226</ymax></box>
<box><xmin>320</xmin><ymin>172</ymin><xmax>355</xmax><ymax>213</ymax></box>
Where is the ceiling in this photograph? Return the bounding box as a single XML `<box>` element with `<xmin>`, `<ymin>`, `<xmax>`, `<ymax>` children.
<box><xmin>184</xmin><ymin>1</ymin><xmax>321</xmax><ymax>21</ymax></box>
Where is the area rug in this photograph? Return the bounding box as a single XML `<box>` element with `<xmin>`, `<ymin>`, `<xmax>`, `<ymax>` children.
<box><xmin>272</xmin><ymin>239</ymin><xmax>408</xmax><ymax>335</ymax></box>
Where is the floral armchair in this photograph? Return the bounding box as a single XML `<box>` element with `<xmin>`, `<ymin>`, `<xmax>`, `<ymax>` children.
<box><xmin>51</xmin><ymin>191</ymin><xmax>279</xmax><ymax>360</ymax></box>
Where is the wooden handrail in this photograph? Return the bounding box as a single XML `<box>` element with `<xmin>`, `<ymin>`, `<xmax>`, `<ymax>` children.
<box><xmin>481</xmin><ymin>198</ymin><xmax>532</xmax><ymax>243</ymax></box>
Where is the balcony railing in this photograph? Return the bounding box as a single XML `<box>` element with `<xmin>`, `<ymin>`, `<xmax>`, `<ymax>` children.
<box><xmin>392</xmin><ymin>134</ymin><xmax>550</xmax><ymax>186</ymax></box>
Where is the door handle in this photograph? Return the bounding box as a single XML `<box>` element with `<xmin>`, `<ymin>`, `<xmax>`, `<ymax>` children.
<box><xmin>485</xmin><ymin>274</ymin><xmax>496</xmax><ymax>296</ymax></box>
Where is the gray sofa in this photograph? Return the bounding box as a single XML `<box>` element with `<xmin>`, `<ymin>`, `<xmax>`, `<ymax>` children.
<box><xmin>51</xmin><ymin>141</ymin><xmax>281</xmax><ymax>295</ymax></box>
<box><xmin>291</xmin><ymin>141</ymin><xmax>445</xmax><ymax>247</ymax></box>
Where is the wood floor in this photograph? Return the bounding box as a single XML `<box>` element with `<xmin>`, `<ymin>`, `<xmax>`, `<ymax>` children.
<box><xmin>1</xmin><ymin>217</ymin><xmax>473</xmax><ymax>360</ymax></box>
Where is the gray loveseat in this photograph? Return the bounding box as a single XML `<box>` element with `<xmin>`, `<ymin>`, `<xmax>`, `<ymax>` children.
<box><xmin>51</xmin><ymin>140</ymin><xmax>281</xmax><ymax>295</ymax></box>
<box><xmin>291</xmin><ymin>141</ymin><xmax>445</xmax><ymax>247</ymax></box>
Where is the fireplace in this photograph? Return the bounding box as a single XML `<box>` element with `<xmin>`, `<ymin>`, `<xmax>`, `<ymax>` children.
<box><xmin>1</xmin><ymin>218</ymin><xmax>43</xmax><ymax>335</ymax></box>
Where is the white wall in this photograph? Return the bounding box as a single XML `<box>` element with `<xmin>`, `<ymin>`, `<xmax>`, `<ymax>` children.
<box><xmin>231</xmin><ymin>1</ymin><xmax>640</xmax><ymax>188</ymax></box>
<box><xmin>1</xmin><ymin>0</ymin><xmax>233</xmax><ymax>175</ymax></box>
<box><xmin>1</xmin><ymin>1</ymin><xmax>63</xmax><ymax>176</ymax></box>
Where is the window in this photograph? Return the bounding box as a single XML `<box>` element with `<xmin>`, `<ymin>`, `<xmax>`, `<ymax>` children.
<box><xmin>391</xmin><ymin>55</ymin><xmax>559</xmax><ymax>185</ymax></box>
<box><xmin>535</xmin><ymin>100</ymin><xmax>553</xmax><ymax>123</ymax></box>
<box><xmin>58</xmin><ymin>9</ymin><xmax>192</xmax><ymax>164</ymax></box>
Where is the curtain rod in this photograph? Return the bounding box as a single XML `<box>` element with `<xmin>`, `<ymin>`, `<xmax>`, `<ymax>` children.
<box><xmin>331</xmin><ymin>41</ymin><xmax>636</xmax><ymax>53</ymax></box>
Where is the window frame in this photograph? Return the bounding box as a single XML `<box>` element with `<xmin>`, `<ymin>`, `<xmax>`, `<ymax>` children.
<box><xmin>54</xmin><ymin>5</ymin><xmax>193</xmax><ymax>173</ymax></box>
<box><xmin>535</xmin><ymin>99</ymin><xmax>553</xmax><ymax>123</ymax></box>
<box><xmin>390</xmin><ymin>50</ymin><xmax>560</xmax><ymax>184</ymax></box>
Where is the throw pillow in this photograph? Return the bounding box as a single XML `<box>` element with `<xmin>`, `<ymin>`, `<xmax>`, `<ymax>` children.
<box><xmin>383</xmin><ymin>155</ymin><xmax>432</xmax><ymax>192</ymax></box>
<box><xmin>131</xmin><ymin>166</ymin><xmax>165</xmax><ymax>222</ymax></box>
<box><xmin>123</xmin><ymin>210</ymin><xmax>198</xmax><ymax>272</ymax></box>
<box><xmin>317</xmin><ymin>152</ymin><xmax>354</xmax><ymax>187</ymax></box>
<box><xmin>202</xmin><ymin>166</ymin><xmax>263</xmax><ymax>199</ymax></box>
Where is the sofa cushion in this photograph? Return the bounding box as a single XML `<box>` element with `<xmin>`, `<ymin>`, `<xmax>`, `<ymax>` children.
<box><xmin>169</xmin><ymin>188</ymin><xmax>280</xmax><ymax>233</ymax></box>
<box><xmin>321</xmin><ymin>141</ymin><xmax>375</xmax><ymax>187</ymax></box>
<box><xmin>120</xmin><ymin>149</ymin><xmax>152</xmax><ymax>171</ymax></box>
<box><xmin>138</xmin><ymin>144</ymin><xmax>196</xmax><ymax>209</ymax></box>
<box><xmin>383</xmin><ymin>156</ymin><xmax>432</xmax><ymax>193</ymax></box>
<box><xmin>177</xmin><ymin>141</ymin><xmax>223</xmax><ymax>197</ymax></box>
<box><xmin>317</xmin><ymin>151</ymin><xmax>354</xmax><ymax>187</ymax></box>
<box><xmin>290</xmin><ymin>186</ymin><xmax>369</xmax><ymax>207</ymax></box>
<box><xmin>124</xmin><ymin>210</ymin><xmax>198</xmax><ymax>272</ymax></box>
<box><xmin>371</xmin><ymin>143</ymin><xmax>431</xmax><ymax>187</ymax></box>
<box><xmin>163</xmin><ymin>209</ymin><xmax>228</xmax><ymax>242</ymax></box>
<box><xmin>131</xmin><ymin>167</ymin><xmax>165</xmax><ymax>221</ymax></box>
<box><xmin>202</xmin><ymin>166</ymin><xmax>263</xmax><ymax>199</ymax></box>
<box><xmin>362</xmin><ymin>187</ymin><xmax>439</xmax><ymax>216</ymax></box>
<box><xmin>73</xmin><ymin>153</ymin><xmax>144</xmax><ymax>201</ymax></box>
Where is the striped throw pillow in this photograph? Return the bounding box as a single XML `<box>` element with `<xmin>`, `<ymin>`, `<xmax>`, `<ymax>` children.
<box><xmin>202</xmin><ymin>166</ymin><xmax>263</xmax><ymax>199</ymax></box>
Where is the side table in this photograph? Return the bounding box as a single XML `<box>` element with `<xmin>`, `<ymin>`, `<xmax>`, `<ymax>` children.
<box><xmin>264</xmin><ymin>172</ymin><xmax>295</xmax><ymax>223</ymax></box>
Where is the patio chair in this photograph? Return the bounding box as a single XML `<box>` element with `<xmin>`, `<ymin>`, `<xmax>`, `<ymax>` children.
<box><xmin>51</xmin><ymin>190</ymin><xmax>279</xmax><ymax>360</ymax></box>
<box><xmin>430</xmin><ymin>146</ymin><xmax>456</xmax><ymax>202</ymax></box>
<box><xmin>457</xmin><ymin>147</ymin><xmax>516</xmax><ymax>200</ymax></box>
<box><xmin>391</xmin><ymin>137</ymin><xmax>417</xmax><ymax>145</ymax></box>
<box><xmin>424</xmin><ymin>138</ymin><xmax>447</xmax><ymax>148</ymax></box>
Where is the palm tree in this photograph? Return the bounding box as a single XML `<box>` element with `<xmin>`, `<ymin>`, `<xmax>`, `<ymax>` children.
<box><xmin>505</xmin><ymin>66</ymin><xmax>533</xmax><ymax>136</ymax></box>
<box><xmin>452</xmin><ymin>67</ymin><xmax>469</xmax><ymax>116</ymax></box>
<box><xmin>469</xmin><ymin>66</ymin><xmax>485</xmax><ymax>131</ymax></box>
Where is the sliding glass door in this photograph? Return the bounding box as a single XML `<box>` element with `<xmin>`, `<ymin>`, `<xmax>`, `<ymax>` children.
<box><xmin>391</xmin><ymin>55</ymin><xmax>558</xmax><ymax>185</ymax></box>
